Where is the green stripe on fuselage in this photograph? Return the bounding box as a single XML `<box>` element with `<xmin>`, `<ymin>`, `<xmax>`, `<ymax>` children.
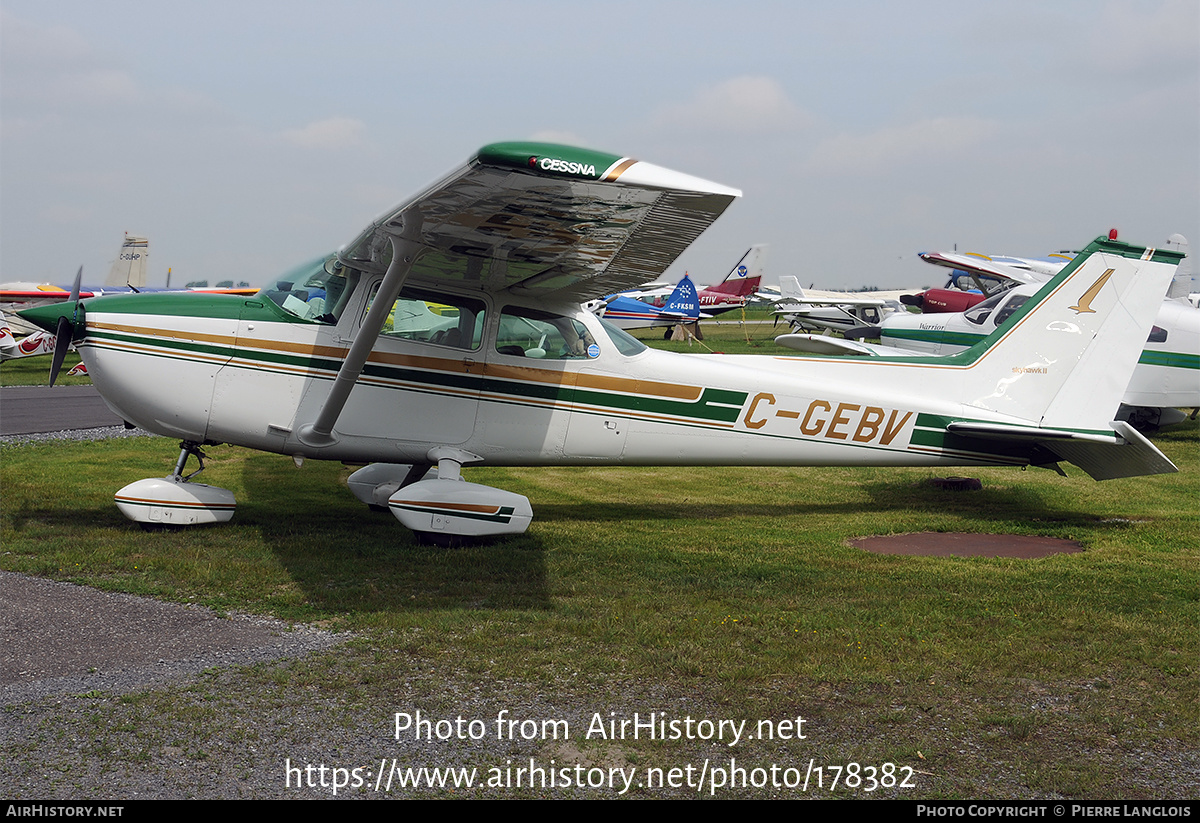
<box><xmin>1138</xmin><ymin>349</ymin><xmax>1200</xmax><ymax>370</ymax></box>
<box><xmin>85</xmin><ymin>317</ymin><xmax>750</xmax><ymax>427</ymax></box>
<box><xmin>880</xmin><ymin>328</ymin><xmax>984</xmax><ymax>348</ymax></box>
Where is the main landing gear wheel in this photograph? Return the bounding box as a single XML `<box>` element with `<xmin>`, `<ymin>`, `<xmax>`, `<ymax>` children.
<box><xmin>348</xmin><ymin>447</ymin><xmax>533</xmax><ymax>542</ymax></box>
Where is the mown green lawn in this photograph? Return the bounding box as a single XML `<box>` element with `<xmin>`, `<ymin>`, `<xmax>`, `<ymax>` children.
<box><xmin>2</xmin><ymin>417</ymin><xmax>1195</xmax><ymax>798</ymax></box>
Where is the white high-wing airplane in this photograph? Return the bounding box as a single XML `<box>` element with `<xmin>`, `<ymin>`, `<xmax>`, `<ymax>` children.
<box><xmin>20</xmin><ymin>142</ymin><xmax>1184</xmax><ymax>540</ymax></box>
<box><xmin>769</xmin><ymin>276</ymin><xmax>907</xmax><ymax>334</ymax></box>
<box><xmin>778</xmin><ymin>238</ymin><xmax>1199</xmax><ymax>430</ymax></box>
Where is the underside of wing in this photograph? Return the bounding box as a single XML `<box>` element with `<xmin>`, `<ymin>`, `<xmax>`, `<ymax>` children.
<box><xmin>338</xmin><ymin>142</ymin><xmax>741</xmax><ymax>304</ymax></box>
<box><xmin>918</xmin><ymin>251</ymin><xmax>1039</xmax><ymax>286</ymax></box>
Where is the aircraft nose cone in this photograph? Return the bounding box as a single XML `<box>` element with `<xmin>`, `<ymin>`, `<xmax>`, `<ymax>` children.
<box><xmin>16</xmin><ymin>300</ymin><xmax>84</xmax><ymax>334</ymax></box>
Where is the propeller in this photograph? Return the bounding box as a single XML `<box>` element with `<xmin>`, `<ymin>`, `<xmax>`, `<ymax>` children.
<box><xmin>49</xmin><ymin>267</ymin><xmax>83</xmax><ymax>387</ymax></box>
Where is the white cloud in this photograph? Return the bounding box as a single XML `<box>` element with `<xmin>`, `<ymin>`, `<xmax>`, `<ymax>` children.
<box><xmin>650</xmin><ymin>76</ymin><xmax>812</xmax><ymax>135</ymax></box>
<box><xmin>805</xmin><ymin>116</ymin><xmax>997</xmax><ymax>175</ymax></box>
<box><xmin>280</xmin><ymin>117</ymin><xmax>367</xmax><ymax>149</ymax></box>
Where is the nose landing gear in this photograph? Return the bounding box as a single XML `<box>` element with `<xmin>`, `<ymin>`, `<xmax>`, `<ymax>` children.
<box><xmin>114</xmin><ymin>441</ymin><xmax>236</xmax><ymax>530</ymax></box>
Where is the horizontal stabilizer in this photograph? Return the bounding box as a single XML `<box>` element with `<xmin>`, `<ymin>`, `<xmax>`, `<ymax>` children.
<box><xmin>946</xmin><ymin>421</ymin><xmax>1177</xmax><ymax>480</ymax></box>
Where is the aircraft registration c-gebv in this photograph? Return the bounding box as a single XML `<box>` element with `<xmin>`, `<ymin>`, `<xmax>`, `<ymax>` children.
<box><xmin>19</xmin><ymin>142</ymin><xmax>1186</xmax><ymax>541</ymax></box>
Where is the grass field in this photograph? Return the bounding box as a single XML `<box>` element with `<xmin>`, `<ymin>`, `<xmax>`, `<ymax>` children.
<box><xmin>0</xmin><ymin>351</ymin><xmax>89</xmax><ymax>387</ymax></box>
<box><xmin>1</xmin><ymin>316</ymin><xmax>1196</xmax><ymax>798</ymax></box>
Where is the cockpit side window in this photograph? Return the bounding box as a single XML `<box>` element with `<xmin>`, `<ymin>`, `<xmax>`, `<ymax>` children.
<box><xmin>258</xmin><ymin>254</ymin><xmax>360</xmax><ymax>324</ymax></box>
<box><xmin>365</xmin><ymin>284</ymin><xmax>487</xmax><ymax>350</ymax></box>
<box><xmin>992</xmin><ymin>294</ymin><xmax>1029</xmax><ymax>326</ymax></box>
<box><xmin>495</xmin><ymin>306</ymin><xmax>596</xmax><ymax>359</ymax></box>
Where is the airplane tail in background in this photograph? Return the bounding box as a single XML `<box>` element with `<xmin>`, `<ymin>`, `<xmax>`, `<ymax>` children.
<box><xmin>1164</xmin><ymin>234</ymin><xmax>1192</xmax><ymax>300</ymax></box>
<box><xmin>104</xmin><ymin>234</ymin><xmax>149</xmax><ymax>288</ymax></box>
<box><xmin>708</xmin><ymin>244</ymin><xmax>766</xmax><ymax>296</ymax></box>
<box><xmin>661</xmin><ymin>275</ymin><xmax>700</xmax><ymax>320</ymax></box>
<box><xmin>777</xmin><ymin>275</ymin><xmax>804</xmax><ymax>300</ymax></box>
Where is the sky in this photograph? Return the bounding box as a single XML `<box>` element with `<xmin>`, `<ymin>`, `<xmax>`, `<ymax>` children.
<box><xmin>1</xmin><ymin>0</ymin><xmax>1197</xmax><ymax>291</ymax></box>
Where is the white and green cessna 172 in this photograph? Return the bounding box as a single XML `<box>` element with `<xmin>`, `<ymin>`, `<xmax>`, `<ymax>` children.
<box><xmin>20</xmin><ymin>142</ymin><xmax>1185</xmax><ymax>540</ymax></box>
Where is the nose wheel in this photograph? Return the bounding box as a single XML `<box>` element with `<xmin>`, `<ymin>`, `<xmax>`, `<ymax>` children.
<box><xmin>114</xmin><ymin>440</ymin><xmax>237</xmax><ymax>529</ymax></box>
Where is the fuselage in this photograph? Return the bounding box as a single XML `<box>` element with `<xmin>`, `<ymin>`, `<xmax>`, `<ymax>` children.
<box><xmin>71</xmin><ymin>275</ymin><xmax>1046</xmax><ymax>473</ymax></box>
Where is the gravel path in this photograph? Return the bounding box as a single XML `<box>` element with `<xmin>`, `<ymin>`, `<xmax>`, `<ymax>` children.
<box><xmin>1</xmin><ymin>571</ymin><xmax>346</xmax><ymax>706</ymax></box>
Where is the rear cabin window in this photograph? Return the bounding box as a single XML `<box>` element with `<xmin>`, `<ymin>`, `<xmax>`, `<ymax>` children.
<box><xmin>993</xmin><ymin>294</ymin><xmax>1030</xmax><ymax>326</ymax></box>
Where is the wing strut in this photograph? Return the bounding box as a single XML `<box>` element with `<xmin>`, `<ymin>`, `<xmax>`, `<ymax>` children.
<box><xmin>297</xmin><ymin>231</ymin><xmax>426</xmax><ymax>448</ymax></box>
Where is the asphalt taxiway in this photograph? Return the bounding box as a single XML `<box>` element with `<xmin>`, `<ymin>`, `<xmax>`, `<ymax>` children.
<box><xmin>0</xmin><ymin>384</ymin><xmax>124</xmax><ymax>435</ymax></box>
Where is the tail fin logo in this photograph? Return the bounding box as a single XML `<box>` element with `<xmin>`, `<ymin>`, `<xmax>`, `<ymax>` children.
<box><xmin>1068</xmin><ymin>268</ymin><xmax>1115</xmax><ymax>314</ymax></box>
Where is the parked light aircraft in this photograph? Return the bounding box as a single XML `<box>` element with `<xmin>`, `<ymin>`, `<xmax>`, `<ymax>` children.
<box><xmin>594</xmin><ymin>275</ymin><xmax>703</xmax><ymax>331</ymax></box>
<box><xmin>2</xmin><ymin>234</ymin><xmax>259</xmax><ymax>365</ymax></box>
<box><xmin>778</xmin><ymin>239</ymin><xmax>1199</xmax><ymax>430</ymax></box>
<box><xmin>0</xmin><ymin>310</ymin><xmax>56</xmax><ymax>361</ymax></box>
<box><xmin>770</xmin><ymin>276</ymin><xmax>907</xmax><ymax>334</ymax></box>
<box><xmin>602</xmin><ymin>244</ymin><xmax>766</xmax><ymax>331</ymax></box>
<box><xmin>20</xmin><ymin>142</ymin><xmax>1184</xmax><ymax>540</ymax></box>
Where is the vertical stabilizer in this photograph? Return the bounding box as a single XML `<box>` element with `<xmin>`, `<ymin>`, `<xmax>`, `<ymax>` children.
<box><xmin>949</xmin><ymin>236</ymin><xmax>1182</xmax><ymax>432</ymax></box>
<box><xmin>104</xmin><ymin>234</ymin><xmax>149</xmax><ymax>288</ymax></box>
<box><xmin>708</xmin><ymin>245</ymin><xmax>767</xmax><ymax>296</ymax></box>
<box><xmin>778</xmin><ymin>275</ymin><xmax>804</xmax><ymax>300</ymax></box>
<box><xmin>1165</xmin><ymin>234</ymin><xmax>1192</xmax><ymax>299</ymax></box>
<box><xmin>662</xmin><ymin>275</ymin><xmax>700</xmax><ymax>319</ymax></box>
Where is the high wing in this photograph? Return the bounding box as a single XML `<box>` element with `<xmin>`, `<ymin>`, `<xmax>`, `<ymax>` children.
<box><xmin>337</xmin><ymin>142</ymin><xmax>741</xmax><ymax>303</ymax></box>
<box><xmin>301</xmin><ymin>142</ymin><xmax>739</xmax><ymax>446</ymax></box>
<box><xmin>766</xmin><ymin>277</ymin><xmax>900</xmax><ymax>310</ymax></box>
<box><xmin>917</xmin><ymin>250</ymin><xmax>1062</xmax><ymax>288</ymax></box>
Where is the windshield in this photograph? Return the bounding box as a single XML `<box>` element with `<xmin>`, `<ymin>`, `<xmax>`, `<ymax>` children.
<box><xmin>597</xmin><ymin>316</ymin><xmax>647</xmax><ymax>356</ymax></box>
<box><xmin>963</xmin><ymin>291</ymin><xmax>1007</xmax><ymax>326</ymax></box>
<box><xmin>257</xmin><ymin>254</ymin><xmax>360</xmax><ymax>323</ymax></box>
